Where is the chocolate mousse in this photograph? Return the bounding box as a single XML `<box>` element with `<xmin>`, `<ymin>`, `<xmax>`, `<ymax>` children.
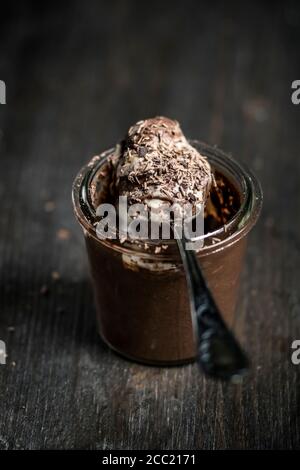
<box><xmin>72</xmin><ymin>117</ymin><xmax>262</xmax><ymax>364</ymax></box>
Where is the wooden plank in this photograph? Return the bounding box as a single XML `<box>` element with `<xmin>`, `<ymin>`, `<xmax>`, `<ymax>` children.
<box><xmin>0</xmin><ymin>0</ymin><xmax>299</xmax><ymax>449</ymax></box>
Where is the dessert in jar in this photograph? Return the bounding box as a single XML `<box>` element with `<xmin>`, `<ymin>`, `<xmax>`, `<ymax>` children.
<box><xmin>72</xmin><ymin>117</ymin><xmax>262</xmax><ymax>365</ymax></box>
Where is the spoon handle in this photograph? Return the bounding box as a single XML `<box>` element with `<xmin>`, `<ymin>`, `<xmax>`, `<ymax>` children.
<box><xmin>177</xmin><ymin>237</ymin><xmax>249</xmax><ymax>381</ymax></box>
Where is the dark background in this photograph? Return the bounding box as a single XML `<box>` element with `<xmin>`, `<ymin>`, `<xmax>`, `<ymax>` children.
<box><xmin>0</xmin><ymin>0</ymin><xmax>300</xmax><ymax>450</ymax></box>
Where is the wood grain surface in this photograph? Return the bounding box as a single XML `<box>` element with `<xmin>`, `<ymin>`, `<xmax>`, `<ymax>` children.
<box><xmin>0</xmin><ymin>0</ymin><xmax>300</xmax><ymax>450</ymax></box>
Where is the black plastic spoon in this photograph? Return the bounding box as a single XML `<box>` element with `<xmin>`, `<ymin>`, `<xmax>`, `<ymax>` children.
<box><xmin>176</xmin><ymin>232</ymin><xmax>249</xmax><ymax>381</ymax></box>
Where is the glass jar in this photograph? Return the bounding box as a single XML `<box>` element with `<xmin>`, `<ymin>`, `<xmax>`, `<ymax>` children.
<box><xmin>72</xmin><ymin>141</ymin><xmax>262</xmax><ymax>365</ymax></box>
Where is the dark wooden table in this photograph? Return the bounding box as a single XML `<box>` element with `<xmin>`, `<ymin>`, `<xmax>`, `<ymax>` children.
<box><xmin>0</xmin><ymin>0</ymin><xmax>300</xmax><ymax>450</ymax></box>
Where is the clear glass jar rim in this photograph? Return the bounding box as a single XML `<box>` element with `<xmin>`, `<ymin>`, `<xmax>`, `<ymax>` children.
<box><xmin>72</xmin><ymin>141</ymin><xmax>263</xmax><ymax>258</ymax></box>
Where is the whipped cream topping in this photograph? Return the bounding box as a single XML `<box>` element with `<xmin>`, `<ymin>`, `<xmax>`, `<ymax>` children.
<box><xmin>113</xmin><ymin>117</ymin><xmax>212</xmax><ymax>207</ymax></box>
